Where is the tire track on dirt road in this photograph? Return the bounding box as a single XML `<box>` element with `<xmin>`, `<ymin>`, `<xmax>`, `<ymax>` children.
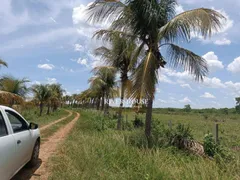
<box><xmin>40</xmin><ymin>110</ymin><xmax>72</xmax><ymax>131</ymax></box>
<box><xmin>12</xmin><ymin>111</ymin><xmax>80</xmax><ymax>180</ymax></box>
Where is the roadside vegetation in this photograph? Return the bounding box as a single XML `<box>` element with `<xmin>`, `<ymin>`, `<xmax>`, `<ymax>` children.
<box><xmin>0</xmin><ymin>1</ymin><xmax>240</xmax><ymax>179</ymax></box>
<box><xmin>21</xmin><ymin>107</ymin><xmax>68</xmax><ymax>127</ymax></box>
<box><xmin>49</xmin><ymin>109</ymin><xmax>240</xmax><ymax>180</ymax></box>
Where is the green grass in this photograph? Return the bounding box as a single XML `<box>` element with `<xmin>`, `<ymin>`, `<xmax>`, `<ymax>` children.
<box><xmin>20</xmin><ymin>107</ymin><xmax>68</xmax><ymax>127</ymax></box>
<box><xmin>121</xmin><ymin>110</ymin><xmax>240</xmax><ymax>148</ymax></box>
<box><xmin>49</xmin><ymin>109</ymin><xmax>240</xmax><ymax>180</ymax></box>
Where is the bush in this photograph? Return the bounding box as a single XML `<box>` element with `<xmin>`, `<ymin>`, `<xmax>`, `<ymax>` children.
<box><xmin>203</xmin><ymin>133</ymin><xmax>216</xmax><ymax>157</ymax></box>
<box><xmin>203</xmin><ymin>133</ymin><xmax>234</xmax><ymax>161</ymax></box>
<box><xmin>165</xmin><ymin>124</ymin><xmax>193</xmax><ymax>149</ymax></box>
<box><xmin>133</xmin><ymin>116</ymin><xmax>144</xmax><ymax>128</ymax></box>
<box><xmin>151</xmin><ymin>121</ymin><xmax>194</xmax><ymax>149</ymax></box>
<box><xmin>90</xmin><ymin>111</ymin><xmax>116</xmax><ymax>131</ymax></box>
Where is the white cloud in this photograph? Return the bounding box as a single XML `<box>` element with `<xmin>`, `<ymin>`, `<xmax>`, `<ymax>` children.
<box><xmin>180</xmin><ymin>84</ymin><xmax>193</xmax><ymax>90</ymax></box>
<box><xmin>214</xmin><ymin>38</ymin><xmax>231</xmax><ymax>45</ymax></box>
<box><xmin>77</xmin><ymin>58</ymin><xmax>88</xmax><ymax>67</ymax></box>
<box><xmin>0</xmin><ymin>0</ymin><xmax>30</xmax><ymax>34</ymax></box>
<box><xmin>200</xmin><ymin>92</ymin><xmax>216</xmax><ymax>99</ymax></box>
<box><xmin>202</xmin><ymin>77</ymin><xmax>225</xmax><ymax>88</ymax></box>
<box><xmin>74</xmin><ymin>43</ymin><xmax>84</xmax><ymax>52</ymax></box>
<box><xmin>37</xmin><ymin>64</ymin><xmax>55</xmax><ymax>70</ymax></box>
<box><xmin>227</xmin><ymin>57</ymin><xmax>240</xmax><ymax>73</ymax></box>
<box><xmin>46</xmin><ymin>78</ymin><xmax>57</xmax><ymax>84</ymax></box>
<box><xmin>225</xmin><ymin>81</ymin><xmax>240</xmax><ymax>96</ymax></box>
<box><xmin>72</xmin><ymin>4</ymin><xmax>111</xmax><ymax>38</ymax></box>
<box><xmin>1</xmin><ymin>28</ymin><xmax>78</xmax><ymax>53</ymax></box>
<box><xmin>216</xmin><ymin>9</ymin><xmax>234</xmax><ymax>34</ymax></box>
<box><xmin>175</xmin><ymin>5</ymin><xmax>184</xmax><ymax>14</ymax></box>
<box><xmin>91</xmin><ymin>56</ymin><xmax>105</xmax><ymax>68</ymax></box>
<box><xmin>159</xmin><ymin>74</ymin><xmax>175</xmax><ymax>84</ymax></box>
<box><xmin>202</xmin><ymin>51</ymin><xmax>224</xmax><ymax>72</ymax></box>
<box><xmin>156</xmin><ymin>88</ymin><xmax>161</xmax><ymax>93</ymax></box>
<box><xmin>179</xmin><ymin>97</ymin><xmax>191</xmax><ymax>103</ymax></box>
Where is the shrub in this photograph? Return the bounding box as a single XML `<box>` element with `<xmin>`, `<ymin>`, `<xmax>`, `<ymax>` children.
<box><xmin>165</xmin><ymin>124</ymin><xmax>193</xmax><ymax>149</ymax></box>
<box><xmin>203</xmin><ymin>133</ymin><xmax>234</xmax><ymax>161</ymax></box>
<box><xmin>203</xmin><ymin>114</ymin><xmax>208</xmax><ymax>120</ymax></box>
<box><xmin>133</xmin><ymin>116</ymin><xmax>144</xmax><ymax>128</ymax></box>
<box><xmin>203</xmin><ymin>133</ymin><xmax>216</xmax><ymax>157</ymax></box>
<box><xmin>151</xmin><ymin>121</ymin><xmax>194</xmax><ymax>149</ymax></box>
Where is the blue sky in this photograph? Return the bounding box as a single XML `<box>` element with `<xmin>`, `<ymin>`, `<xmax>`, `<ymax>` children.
<box><xmin>1</xmin><ymin>0</ymin><xmax>240</xmax><ymax>108</ymax></box>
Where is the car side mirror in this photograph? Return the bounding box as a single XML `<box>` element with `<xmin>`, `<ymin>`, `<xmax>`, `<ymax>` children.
<box><xmin>29</xmin><ymin>122</ymin><xmax>38</xmax><ymax>130</ymax></box>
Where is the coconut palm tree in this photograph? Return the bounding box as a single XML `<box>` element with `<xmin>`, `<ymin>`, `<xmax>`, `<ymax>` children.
<box><xmin>32</xmin><ymin>84</ymin><xmax>51</xmax><ymax>116</ymax></box>
<box><xmin>94</xmin><ymin>33</ymin><xmax>140</xmax><ymax>129</ymax></box>
<box><xmin>88</xmin><ymin>0</ymin><xmax>225</xmax><ymax>139</ymax></box>
<box><xmin>90</xmin><ymin>66</ymin><xmax>117</xmax><ymax>114</ymax></box>
<box><xmin>48</xmin><ymin>83</ymin><xmax>65</xmax><ymax>112</ymax></box>
<box><xmin>0</xmin><ymin>75</ymin><xmax>29</xmax><ymax>106</ymax></box>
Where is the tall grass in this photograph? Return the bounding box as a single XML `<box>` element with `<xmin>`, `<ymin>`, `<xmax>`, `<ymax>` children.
<box><xmin>21</xmin><ymin>107</ymin><xmax>68</xmax><ymax>127</ymax></box>
<box><xmin>49</xmin><ymin>110</ymin><xmax>240</xmax><ymax>180</ymax></box>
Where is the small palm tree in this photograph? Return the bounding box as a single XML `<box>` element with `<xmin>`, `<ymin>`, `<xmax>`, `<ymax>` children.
<box><xmin>88</xmin><ymin>0</ymin><xmax>225</xmax><ymax>140</ymax></box>
<box><xmin>0</xmin><ymin>75</ymin><xmax>29</xmax><ymax>106</ymax></box>
<box><xmin>90</xmin><ymin>66</ymin><xmax>117</xmax><ymax>114</ymax></box>
<box><xmin>48</xmin><ymin>83</ymin><xmax>65</xmax><ymax>112</ymax></box>
<box><xmin>94</xmin><ymin>33</ymin><xmax>139</xmax><ymax>129</ymax></box>
<box><xmin>32</xmin><ymin>84</ymin><xmax>51</xmax><ymax>116</ymax></box>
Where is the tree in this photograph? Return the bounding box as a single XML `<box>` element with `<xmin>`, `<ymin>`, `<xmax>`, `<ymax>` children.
<box><xmin>48</xmin><ymin>83</ymin><xmax>65</xmax><ymax>112</ymax></box>
<box><xmin>184</xmin><ymin>104</ymin><xmax>191</xmax><ymax>112</ymax></box>
<box><xmin>32</xmin><ymin>84</ymin><xmax>51</xmax><ymax>116</ymax></box>
<box><xmin>90</xmin><ymin>66</ymin><xmax>117</xmax><ymax>114</ymax></box>
<box><xmin>235</xmin><ymin>97</ymin><xmax>240</xmax><ymax>113</ymax></box>
<box><xmin>94</xmin><ymin>33</ymin><xmax>139</xmax><ymax>129</ymax></box>
<box><xmin>0</xmin><ymin>75</ymin><xmax>29</xmax><ymax>106</ymax></box>
<box><xmin>88</xmin><ymin>0</ymin><xmax>224</xmax><ymax>140</ymax></box>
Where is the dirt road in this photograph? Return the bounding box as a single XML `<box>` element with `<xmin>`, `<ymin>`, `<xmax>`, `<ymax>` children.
<box><xmin>12</xmin><ymin>111</ymin><xmax>80</xmax><ymax>180</ymax></box>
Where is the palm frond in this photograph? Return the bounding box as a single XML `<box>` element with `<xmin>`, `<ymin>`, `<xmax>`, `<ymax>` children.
<box><xmin>164</xmin><ymin>43</ymin><xmax>208</xmax><ymax>81</ymax></box>
<box><xmin>0</xmin><ymin>59</ymin><xmax>8</xmax><ymax>67</ymax></box>
<box><xmin>159</xmin><ymin>8</ymin><xmax>225</xmax><ymax>42</ymax></box>
<box><xmin>131</xmin><ymin>51</ymin><xmax>158</xmax><ymax>100</ymax></box>
<box><xmin>87</xmin><ymin>0</ymin><xmax>125</xmax><ymax>24</ymax></box>
<box><xmin>93</xmin><ymin>29</ymin><xmax>136</xmax><ymax>42</ymax></box>
<box><xmin>0</xmin><ymin>90</ymin><xmax>24</xmax><ymax>105</ymax></box>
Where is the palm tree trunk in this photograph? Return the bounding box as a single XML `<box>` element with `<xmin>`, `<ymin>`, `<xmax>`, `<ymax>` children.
<box><xmin>104</xmin><ymin>95</ymin><xmax>109</xmax><ymax>116</ymax></box>
<box><xmin>40</xmin><ymin>102</ymin><xmax>43</xmax><ymax>116</ymax></box>
<box><xmin>101</xmin><ymin>93</ymin><xmax>105</xmax><ymax>111</ymax></box>
<box><xmin>96</xmin><ymin>96</ymin><xmax>101</xmax><ymax>110</ymax></box>
<box><xmin>47</xmin><ymin>103</ymin><xmax>50</xmax><ymax>115</ymax></box>
<box><xmin>145</xmin><ymin>98</ymin><xmax>153</xmax><ymax>143</ymax></box>
<box><xmin>117</xmin><ymin>80</ymin><xmax>125</xmax><ymax>130</ymax></box>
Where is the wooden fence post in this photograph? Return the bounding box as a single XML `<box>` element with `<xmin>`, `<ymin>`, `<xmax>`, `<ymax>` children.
<box><xmin>168</xmin><ymin>120</ymin><xmax>172</xmax><ymax>129</ymax></box>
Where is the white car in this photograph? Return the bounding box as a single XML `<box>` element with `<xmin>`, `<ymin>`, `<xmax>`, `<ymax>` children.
<box><xmin>0</xmin><ymin>105</ymin><xmax>40</xmax><ymax>180</ymax></box>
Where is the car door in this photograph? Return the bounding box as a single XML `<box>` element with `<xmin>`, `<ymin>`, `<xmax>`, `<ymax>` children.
<box><xmin>5</xmin><ymin>110</ymin><xmax>33</xmax><ymax>170</ymax></box>
<box><xmin>0</xmin><ymin>111</ymin><xmax>16</xmax><ymax>180</ymax></box>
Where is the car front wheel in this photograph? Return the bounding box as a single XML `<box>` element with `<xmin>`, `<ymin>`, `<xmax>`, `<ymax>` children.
<box><xmin>28</xmin><ymin>140</ymin><xmax>40</xmax><ymax>167</ymax></box>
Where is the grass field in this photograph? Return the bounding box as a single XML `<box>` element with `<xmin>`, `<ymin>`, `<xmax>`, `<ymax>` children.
<box><xmin>120</xmin><ymin>110</ymin><xmax>240</xmax><ymax>148</ymax></box>
<box><xmin>49</xmin><ymin>109</ymin><xmax>240</xmax><ymax>180</ymax></box>
<box><xmin>20</xmin><ymin>107</ymin><xmax>68</xmax><ymax>127</ymax></box>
